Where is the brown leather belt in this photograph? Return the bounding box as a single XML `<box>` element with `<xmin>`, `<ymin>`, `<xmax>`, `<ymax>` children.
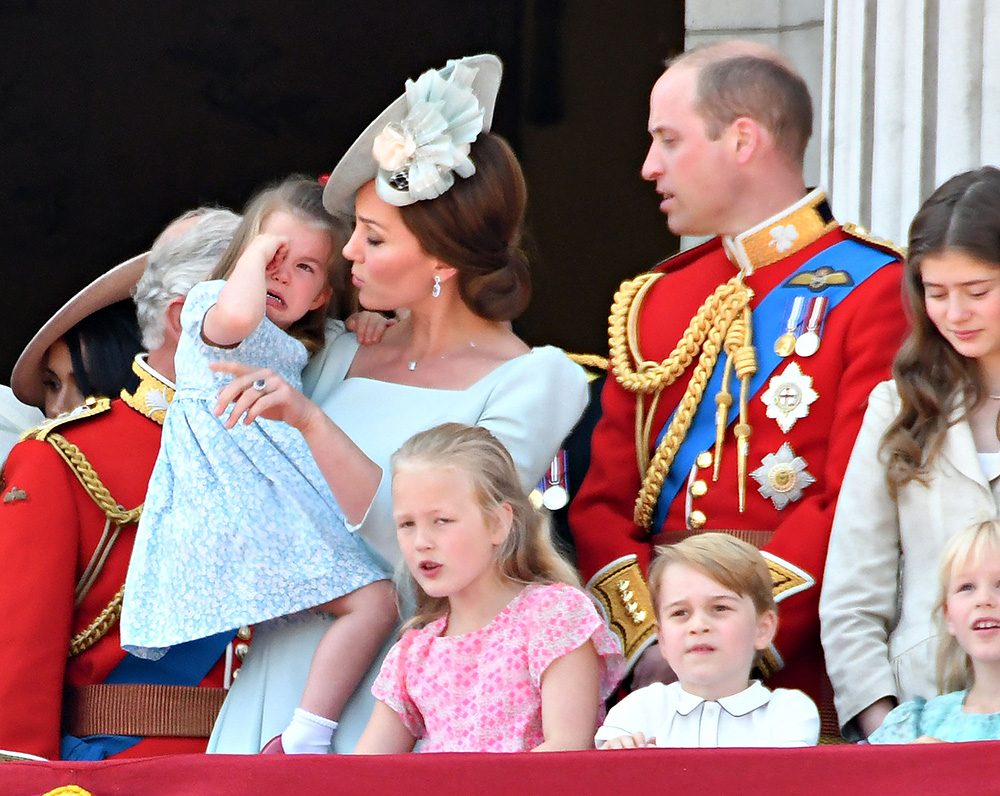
<box><xmin>64</xmin><ymin>684</ymin><xmax>226</xmax><ymax>738</ymax></box>
<box><xmin>654</xmin><ymin>528</ymin><xmax>774</xmax><ymax>549</ymax></box>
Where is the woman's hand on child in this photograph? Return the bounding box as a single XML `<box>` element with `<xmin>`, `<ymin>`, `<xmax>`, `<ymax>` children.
<box><xmin>210</xmin><ymin>363</ymin><xmax>322</xmax><ymax>432</ymax></box>
<box><xmin>346</xmin><ymin>311</ymin><xmax>395</xmax><ymax>346</ymax></box>
<box><xmin>599</xmin><ymin>732</ymin><xmax>656</xmax><ymax>749</ymax></box>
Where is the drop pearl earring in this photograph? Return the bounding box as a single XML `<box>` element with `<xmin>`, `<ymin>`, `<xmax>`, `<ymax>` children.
<box><xmin>431</xmin><ymin>275</ymin><xmax>442</xmax><ymax>298</ymax></box>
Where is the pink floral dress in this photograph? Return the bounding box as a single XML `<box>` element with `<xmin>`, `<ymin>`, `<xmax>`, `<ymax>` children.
<box><xmin>372</xmin><ymin>582</ymin><xmax>625</xmax><ymax>752</ymax></box>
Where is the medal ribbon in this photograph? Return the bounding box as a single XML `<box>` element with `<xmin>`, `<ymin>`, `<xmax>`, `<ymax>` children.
<box><xmin>649</xmin><ymin>238</ymin><xmax>896</xmax><ymax>533</ymax></box>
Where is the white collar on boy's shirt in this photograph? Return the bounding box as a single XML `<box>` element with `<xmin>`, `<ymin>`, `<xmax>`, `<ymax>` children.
<box><xmin>673</xmin><ymin>680</ymin><xmax>771</xmax><ymax>717</ymax></box>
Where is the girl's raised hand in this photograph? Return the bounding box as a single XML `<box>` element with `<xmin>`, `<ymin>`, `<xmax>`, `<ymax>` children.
<box><xmin>210</xmin><ymin>362</ymin><xmax>322</xmax><ymax>432</ymax></box>
<box><xmin>346</xmin><ymin>311</ymin><xmax>396</xmax><ymax>346</ymax></box>
<box><xmin>248</xmin><ymin>232</ymin><xmax>289</xmax><ymax>271</ymax></box>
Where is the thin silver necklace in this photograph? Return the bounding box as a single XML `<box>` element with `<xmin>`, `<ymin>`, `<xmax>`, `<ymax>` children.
<box><xmin>407</xmin><ymin>341</ymin><xmax>476</xmax><ymax>371</ymax></box>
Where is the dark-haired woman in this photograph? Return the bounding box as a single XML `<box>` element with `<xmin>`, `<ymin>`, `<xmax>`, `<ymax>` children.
<box><xmin>820</xmin><ymin>166</ymin><xmax>1000</xmax><ymax>741</ymax></box>
<box><xmin>208</xmin><ymin>55</ymin><xmax>588</xmax><ymax>753</ymax></box>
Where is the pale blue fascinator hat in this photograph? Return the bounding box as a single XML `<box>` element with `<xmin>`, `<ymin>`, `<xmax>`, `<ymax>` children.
<box><xmin>322</xmin><ymin>54</ymin><xmax>503</xmax><ymax>218</ymax></box>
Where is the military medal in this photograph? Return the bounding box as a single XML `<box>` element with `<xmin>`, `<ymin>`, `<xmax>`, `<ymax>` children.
<box><xmin>760</xmin><ymin>362</ymin><xmax>818</xmax><ymax>433</ymax></box>
<box><xmin>542</xmin><ymin>449</ymin><xmax>570</xmax><ymax>510</ymax></box>
<box><xmin>537</xmin><ymin>449</ymin><xmax>570</xmax><ymax>510</ymax></box>
<box><xmin>794</xmin><ymin>296</ymin><xmax>828</xmax><ymax>357</ymax></box>
<box><xmin>774</xmin><ymin>295</ymin><xmax>805</xmax><ymax>357</ymax></box>
<box><xmin>750</xmin><ymin>443</ymin><xmax>816</xmax><ymax>510</ymax></box>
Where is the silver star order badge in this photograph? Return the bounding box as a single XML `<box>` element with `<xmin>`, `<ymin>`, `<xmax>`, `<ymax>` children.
<box><xmin>750</xmin><ymin>442</ymin><xmax>815</xmax><ymax>510</ymax></box>
<box><xmin>760</xmin><ymin>362</ymin><xmax>818</xmax><ymax>433</ymax></box>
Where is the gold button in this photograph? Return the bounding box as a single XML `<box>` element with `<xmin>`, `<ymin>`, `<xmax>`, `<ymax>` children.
<box><xmin>695</xmin><ymin>452</ymin><xmax>713</xmax><ymax>469</ymax></box>
<box><xmin>234</xmin><ymin>642</ymin><xmax>250</xmax><ymax>661</ymax></box>
<box><xmin>237</xmin><ymin>626</ymin><xmax>252</xmax><ymax>641</ymax></box>
<box><xmin>231</xmin><ymin>668</ymin><xmax>240</xmax><ymax>680</ymax></box>
<box><xmin>690</xmin><ymin>480</ymin><xmax>708</xmax><ymax>498</ymax></box>
<box><xmin>690</xmin><ymin>510</ymin><xmax>707</xmax><ymax>529</ymax></box>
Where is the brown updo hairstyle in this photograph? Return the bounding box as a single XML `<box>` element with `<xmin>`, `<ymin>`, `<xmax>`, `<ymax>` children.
<box><xmin>397</xmin><ymin>132</ymin><xmax>531</xmax><ymax>321</ymax></box>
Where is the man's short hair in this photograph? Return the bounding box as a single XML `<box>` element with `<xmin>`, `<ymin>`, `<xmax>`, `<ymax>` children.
<box><xmin>671</xmin><ymin>43</ymin><xmax>813</xmax><ymax>167</ymax></box>
<box><xmin>134</xmin><ymin>208</ymin><xmax>241</xmax><ymax>350</ymax></box>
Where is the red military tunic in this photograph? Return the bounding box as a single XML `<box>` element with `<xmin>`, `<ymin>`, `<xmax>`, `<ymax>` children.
<box><xmin>569</xmin><ymin>191</ymin><xmax>906</xmax><ymax>717</ymax></box>
<box><xmin>0</xmin><ymin>357</ymin><xmax>240</xmax><ymax>760</ymax></box>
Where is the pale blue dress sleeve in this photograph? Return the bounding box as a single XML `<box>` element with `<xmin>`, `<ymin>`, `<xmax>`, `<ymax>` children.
<box><xmin>868</xmin><ymin>697</ymin><xmax>929</xmax><ymax>744</ymax></box>
<box><xmin>870</xmin><ymin>691</ymin><xmax>1000</xmax><ymax>744</ymax></box>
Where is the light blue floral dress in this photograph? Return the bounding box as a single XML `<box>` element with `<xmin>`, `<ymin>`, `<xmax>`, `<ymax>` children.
<box><xmin>121</xmin><ymin>280</ymin><xmax>386</xmax><ymax>658</ymax></box>
<box><xmin>868</xmin><ymin>690</ymin><xmax>1000</xmax><ymax>743</ymax></box>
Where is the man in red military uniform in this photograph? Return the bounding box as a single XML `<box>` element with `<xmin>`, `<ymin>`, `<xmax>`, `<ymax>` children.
<box><xmin>569</xmin><ymin>41</ymin><xmax>907</xmax><ymax>729</ymax></box>
<box><xmin>0</xmin><ymin>208</ymin><xmax>242</xmax><ymax>760</ymax></box>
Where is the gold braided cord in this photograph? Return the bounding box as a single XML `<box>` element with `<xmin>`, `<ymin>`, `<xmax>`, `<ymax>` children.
<box><xmin>566</xmin><ymin>352</ymin><xmax>608</xmax><ymax>371</ymax></box>
<box><xmin>69</xmin><ymin>585</ymin><xmax>124</xmax><ymax>657</ymax></box>
<box><xmin>42</xmin><ymin>433</ymin><xmax>142</xmax><ymax>656</ymax></box>
<box><xmin>47</xmin><ymin>434</ymin><xmax>143</xmax><ymax>526</ymax></box>
<box><xmin>610</xmin><ymin>273</ymin><xmax>742</xmax><ymax>393</ymax></box>
<box><xmin>608</xmin><ymin>271</ymin><xmax>754</xmax><ymax>528</ymax></box>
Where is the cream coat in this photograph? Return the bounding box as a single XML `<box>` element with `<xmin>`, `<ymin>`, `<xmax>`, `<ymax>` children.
<box><xmin>819</xmin><ymin>380</ymin><xmax>1000</xmax><ymax>739</ymax></box>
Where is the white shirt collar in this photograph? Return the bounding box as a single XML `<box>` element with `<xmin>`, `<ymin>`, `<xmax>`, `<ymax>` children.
<box><xmin>674</xmin><ymin>680</ymin><xmax>772</xmax><ymax>717</ymax></box>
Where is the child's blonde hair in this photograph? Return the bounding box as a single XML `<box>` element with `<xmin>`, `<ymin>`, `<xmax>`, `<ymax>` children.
<box><xmin>210</xmin><ymin>175</ymin><xmax>351</xmax><ymax>356</ymax></box>
<box><xmin>935</xmin><ymin>519</ymin><xmax>1000</xmax><ymax>693</ymax></box>
<box><xmin>391</xmin><ymin>422</ymin><xmax>580</xmax><ymax>628</ymax></box>
<box><xmin>648</xmin><ymin>533</ymin><xmax>776</xmax><ymax>619</ymax></box>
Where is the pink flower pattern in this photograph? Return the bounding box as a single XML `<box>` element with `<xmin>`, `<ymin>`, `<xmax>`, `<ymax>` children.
<box><xmin>372</xmin><ymin>583</ymin><xmax>625</xmax><ymax>752</ymax></box>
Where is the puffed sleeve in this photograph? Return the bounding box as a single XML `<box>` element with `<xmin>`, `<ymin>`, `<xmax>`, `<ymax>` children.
<box><xmin>866</xmin><ymin>698</ymin><xmax>926</xmax><ymax>745</ymax></box>
<box><xmin>0</xmin><ymin>439</ymin><xmax>82</xmax><ymax>759</ymax></box>
<box><xmin>766</xmin><ymin>688</ymin><xmax>821</xmax><ymax>747</ymax></box>
<box><xmin>525</xmin><ymin>583</ymin><xmax>625</xmax><ymax>699</ymax></box>
<box><xmin>819</xmin><ymin>381</ymin><xmax>903</xmax><ymax>739</ymax></box>
<box><xmin>477</xmin><ymin>347</ymin><xmax>588</xmax><ymax>493</ymax></box>
<box><xmin>371</xmin><ymin>628</ymin><xmax>426</xmax><ymax>739</ymax></box>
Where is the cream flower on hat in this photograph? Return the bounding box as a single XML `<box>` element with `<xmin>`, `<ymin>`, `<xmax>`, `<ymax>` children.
<box><xmin>374</xmin><ymin>59</ymin><xmax>486</xmax><ymax>205</ymax></box>
<box><xmin>322</xmin><ymin>54</ymin><xmax>503</xmax><ymax>218</ymax></box>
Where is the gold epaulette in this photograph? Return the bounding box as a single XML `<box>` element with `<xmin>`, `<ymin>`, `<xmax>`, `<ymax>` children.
<box><xmin>841</xmin><ymin>222</ymin><xmax>906</xmax><ymax>260</ymax></box>
<box><xmin>566</xmin><ymin>351</ymin><xmax>608</xmax><ymax>374</ymax></box>
<box><xmin>587</xmin><ymin>555</ymin><xmax>657</xmax><ymax>669</ymax></box>
<box><xmin>20</xmin><ymin>397</ymin><xmax>111</xmax><ymax>443</ymax></box>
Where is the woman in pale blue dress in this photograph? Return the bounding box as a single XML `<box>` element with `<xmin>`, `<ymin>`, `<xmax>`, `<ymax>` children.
<box><xmin>122</xmin><ymin>176</ymin><xmax>398</xmax><ymax>755</ymax></box>
<box><xmin>870</xmin><ymin>520</ymin><xmax>1000</xmax><ymax>744</ymax></box>
<box><xmin>208</xmin><ymin>55</ymin><xmax>590</xmax><ymax>753</ymax></box>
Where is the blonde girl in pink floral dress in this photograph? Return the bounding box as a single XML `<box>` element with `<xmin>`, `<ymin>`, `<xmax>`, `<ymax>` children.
<box><xmin>354</xmin><ymin>423</ymin><xmax>625</xmax><ymax>754</ymax></box>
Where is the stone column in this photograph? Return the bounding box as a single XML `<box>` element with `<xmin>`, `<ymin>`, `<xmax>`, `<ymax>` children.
<box><xmin>822</xmin><ymin>0</ymin><xmax>1000</xmax><ymax>245</ymax></box>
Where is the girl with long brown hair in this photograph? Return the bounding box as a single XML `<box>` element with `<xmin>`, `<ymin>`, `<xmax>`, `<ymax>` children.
<box><xmin>820</xmin><ymin>166</ymin><xmax>1000</xmax><ymax>741</ymax></box>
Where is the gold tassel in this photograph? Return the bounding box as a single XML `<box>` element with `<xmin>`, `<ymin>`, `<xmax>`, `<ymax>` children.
<box><xmin>731</xmin><ymin>307</ymin><xmax>757</xmax><ymax>512</ymax></box>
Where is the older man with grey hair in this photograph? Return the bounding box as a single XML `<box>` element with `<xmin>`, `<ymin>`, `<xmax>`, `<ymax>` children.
<box><xmin>0</xmin><ymin>207</ymin><xmax>242</xmax><ymax>761</ymax></box>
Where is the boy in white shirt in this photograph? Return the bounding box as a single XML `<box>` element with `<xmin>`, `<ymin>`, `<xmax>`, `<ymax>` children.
<box><xmin>596</xmin><ymin>533</ymin><xmax>819</xmax><ymax>748</ymax></box>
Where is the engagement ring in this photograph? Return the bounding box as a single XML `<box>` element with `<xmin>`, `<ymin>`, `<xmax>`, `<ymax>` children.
<box><xmin>252</xmin><ymin>378</ymin><xmax>267</xmax><ymax>392</ymax></box>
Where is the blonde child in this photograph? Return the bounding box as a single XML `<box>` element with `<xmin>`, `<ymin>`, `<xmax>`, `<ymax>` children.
<box><xmin>354</xmin><ymin>423</ymin><xmax>624</xmax><ymax>753</ymax></box>
<box><xmin>870</xmin><ymin>519</ymin><xmax>1000</xmax><ymax>744</ymax></box>
<box><xmin>121</xmin><ymin>176</ymin><xmax>397</xmax><ymax>754</ymax></box>
<box><xmin>597</xmin><ymin>533</ymin><xmax>819</xmax><ymax>748</ymax></box>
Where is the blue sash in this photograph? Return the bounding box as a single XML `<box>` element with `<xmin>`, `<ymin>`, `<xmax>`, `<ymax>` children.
<box><xmin>61</xmin><ymin>631</ymin><xmax>233</xmax><ymax>760</ymax></box>
<box><xmin>649</xmin><ymin>239</ymin><xmax>896</xmax><ymax>532</ymax></box>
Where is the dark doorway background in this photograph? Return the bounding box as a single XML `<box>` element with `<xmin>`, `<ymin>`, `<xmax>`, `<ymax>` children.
<box><xmin>0</xmin><ymin>2</ymin><xmax>684</xmax><ymax>382</ymax></box>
